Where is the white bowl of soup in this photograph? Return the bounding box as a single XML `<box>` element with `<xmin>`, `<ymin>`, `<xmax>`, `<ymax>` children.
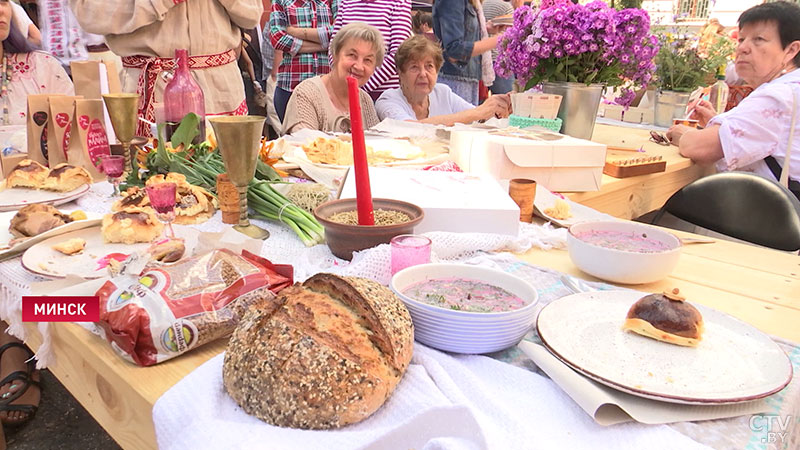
<box><xmin>567</xmin><ymin>220</ymin><xmax>681</xmax><ymax>284</ymax></box>
<box><xmin>390</xmin><ymin>263</ymin><xmax>539</xmax><ymax>354</ymax></box>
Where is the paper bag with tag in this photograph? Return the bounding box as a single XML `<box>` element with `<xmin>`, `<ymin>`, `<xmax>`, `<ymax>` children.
<box><xmin>46</xmin><ymin>96</ymin><xmax>83</xmax><ymax>167</ymax></box>
<box><xmin>67</xmin><ymin>99</ymin><xmax>111</xmax><ymax>181</ymax></box>
<box><xmin>70</xmin><ymin>60</ymin><xmax>122</xmax><ymax>144</ymax></box>
<box><xmin>26</xmin><ymin>94</ymin><xmax>66</xmax><ymax>166</ymax></box>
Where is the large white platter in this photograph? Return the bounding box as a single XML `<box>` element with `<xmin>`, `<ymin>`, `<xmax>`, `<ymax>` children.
<box><xmin>537</xmin><ymin>290</ymin><xmax>793</xmax><ymax>404</ymax></box>
<box><xmin>21</xmin><ymin>225</ymin><xmax>198</xmax><ymax>279</ymax></box>
<box><xmin>0</xmin><ymin>181</ymin><xmax>91</xmax><ymax>212</ymax></box>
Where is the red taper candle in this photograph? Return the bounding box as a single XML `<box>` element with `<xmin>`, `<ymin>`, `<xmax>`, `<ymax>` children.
<box><xmin>346</xmin><ymin>75</ymin><xmax>374</xmax><ymax>225</ymax></box>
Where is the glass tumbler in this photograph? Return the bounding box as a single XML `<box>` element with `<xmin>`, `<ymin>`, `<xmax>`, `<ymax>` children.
<box><xmin>391</xmin><ymin>234</ymin><xmax>432</xmax><ymax>275</ymax></box>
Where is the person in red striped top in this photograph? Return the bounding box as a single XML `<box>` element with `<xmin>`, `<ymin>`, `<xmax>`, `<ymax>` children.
<box><xmin>332</xmin><ymin>0</ymin><xmax>413</xmax><ymax>101</ymax></box>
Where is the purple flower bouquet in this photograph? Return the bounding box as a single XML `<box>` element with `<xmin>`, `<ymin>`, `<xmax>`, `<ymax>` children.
<box><xmin>495</xmin><ymin>0</ymin><xmax>659</xmax><ymax>107</ymax></box>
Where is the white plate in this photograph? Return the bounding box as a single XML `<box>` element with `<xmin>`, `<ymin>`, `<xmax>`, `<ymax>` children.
<box><xmin>537</xmin><ymin>290</ymin><xmax>793</xmax><ymax>404</ymax></box>
<box><xmin>0</xmin><ymin>181</ymin><xmax>91</xmax><ymax>212</ymax></box>
<box><xmin>0</xmin><ymin>210</ymin><xmax>102</xmax><ymax>258</ymax></box>
<box><xmin>21</xmin><ymin>225</ymin><xmax>198</xmax><ymax>279</ymax></box>
<box><xmin>533</xmin><ymin>184</ymin><xmax>613</xmax><ymax>227</ymax></box>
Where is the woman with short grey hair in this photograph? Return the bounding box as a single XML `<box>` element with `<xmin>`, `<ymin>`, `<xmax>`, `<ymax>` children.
<box><xmin>283</xmin><ymin>22</ymin><xmax>384</xmax><ymax>134</ymax></box>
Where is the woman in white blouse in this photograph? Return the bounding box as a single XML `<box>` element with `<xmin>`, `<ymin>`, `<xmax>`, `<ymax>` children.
<box><xmin>667</xmin><ymin>1</ymin><xmax>800</xmax><ymax>199</ymax></box>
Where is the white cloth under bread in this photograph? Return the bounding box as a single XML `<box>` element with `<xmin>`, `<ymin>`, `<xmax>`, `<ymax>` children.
<box><xmin>152</xmin><ymin>344</ymin><xmax>710</xmax><ymax>450</ymax></box>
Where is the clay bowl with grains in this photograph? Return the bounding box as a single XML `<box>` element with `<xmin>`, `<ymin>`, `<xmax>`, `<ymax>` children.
<box><xmin>314</xmin><ymin>198</ymin><xmax>424</xmax><ymax>260</ymax></box>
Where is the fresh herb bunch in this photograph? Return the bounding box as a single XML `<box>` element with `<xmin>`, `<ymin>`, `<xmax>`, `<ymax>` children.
<box><xmin>653</xmin><ymin>29</ymin><xmax>735</xmax><ymax>92</ymax></box>
<box><xmin>494</xmin><ymin>0</ymin><xmax>659</xmax><ymax>106</ymax></box>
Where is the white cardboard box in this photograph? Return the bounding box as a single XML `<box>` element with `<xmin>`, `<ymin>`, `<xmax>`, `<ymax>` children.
<box><xmin>450</xmin><ymin>130</ymin><xmax>607</xmax><ymax>192</ymax></box>
<box><xmin>339</xmin><ymin>167</ymin><xmax>520</xmax><ymax>235</ymax></box>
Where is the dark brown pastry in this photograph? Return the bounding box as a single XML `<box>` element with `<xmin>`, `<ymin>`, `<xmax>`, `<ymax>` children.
<box><xmin>9</xmin><ymin>204</ymin><xmax>72</xmax><ymax>238</ymax></box>
<box><xmin>623</xmin><ymin>289</ymin><xmax>704</xmax><ymax>347</ymax></box>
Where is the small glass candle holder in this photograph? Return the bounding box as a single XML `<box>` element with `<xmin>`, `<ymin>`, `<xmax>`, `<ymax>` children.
<box><xmin>391</xmin><ymin>234</ymin><xmax>432</xmax><ymax>275</ymax></box>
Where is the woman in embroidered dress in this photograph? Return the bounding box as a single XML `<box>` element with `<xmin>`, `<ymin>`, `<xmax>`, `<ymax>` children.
<box><xmin>69</xmin><ymin>0</ymin><xmax>261</xmax><ymax>137</ymax></box>
<box><xmin>282</xmin><ymin>22</ymin><xmax>383</xmax><ymax>135</ymax></box>
<box><xmin>0</xmin><ymin>1</ymin><xmax>72</xmax><ymax>125</ymax></box>
<box><xmin>667</xmin><ymin>1</ymin><xmax>800</xmax><ymax>200</ymax></box>
<box><xmin>0</xmin><ymin>2</ymin><xmax>74</xmax><ymax>444</ymax></box>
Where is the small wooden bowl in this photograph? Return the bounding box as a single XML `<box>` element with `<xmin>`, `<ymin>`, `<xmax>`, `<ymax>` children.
<box><xmin>314</xmin><ymin>198</ymin><xmax>424</xmax><ymax>261</ymax></box>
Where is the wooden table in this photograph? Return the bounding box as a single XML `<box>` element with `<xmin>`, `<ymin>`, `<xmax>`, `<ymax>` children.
<box><xmin>573</xmin><ymin>123</ymin><xmax>714</xmax><ymax>219</ymax></box>
<box><xmin>20</xmin><ymin>228</ymin><xmax>800</xmax><ymax>450</ymax></box>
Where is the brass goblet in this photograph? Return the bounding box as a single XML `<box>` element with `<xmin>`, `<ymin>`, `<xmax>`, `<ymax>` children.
<box><xmin>209</xmin><ymin>115</ymin><xmax>269</xmax><ymax>240</ymax></box>
<box><xmin>102</xmin><ymin>93</ymin><xmax>140</xmax><ymax>176</ymax></box>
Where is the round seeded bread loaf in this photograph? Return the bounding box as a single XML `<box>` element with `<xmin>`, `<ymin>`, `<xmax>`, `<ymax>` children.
<box><xmin>222</xmin><ymin>273</ymin><xmax>414</xmax><ymax>429</ymax></box>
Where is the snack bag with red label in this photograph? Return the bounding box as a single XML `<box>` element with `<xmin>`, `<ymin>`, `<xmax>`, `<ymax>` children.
<box><xmin>66</xmin><ymin>98</ymin><xmax>110</xmax><ymax>181</ymax></box>
<box><xmin>95</xmin><ymin>249</ymin><xmax>293</xmax><ymax>366</ymax></box>
<box><xmin>47</xmin><ymin>96</ymin><xmax>82</xmax><ymax>167</ymax></box>
<box><xmin>26</xmin><ymin>94</ymin><xmax>66</xmax><ymax>166</ymax></box>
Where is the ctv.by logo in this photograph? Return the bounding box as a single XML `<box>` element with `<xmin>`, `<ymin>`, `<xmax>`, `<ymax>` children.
<box><xmin>749</xmin><ymin>415</ymin><xmax>793</xmax><ymax>444</ymax></box>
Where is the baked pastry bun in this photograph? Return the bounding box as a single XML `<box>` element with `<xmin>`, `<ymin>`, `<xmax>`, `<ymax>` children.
<box><xmin>146</xmin><ymin>173</ymin><xmax>217</xmax><ymax>224</ymax></box>
<box><xmin>223</xmin><ymin>273</ymin><xmax>414</xmax><ymax>430</ymax></box>
<box><xmin>40</xmin><ymin>163</ymin><xmax>92</xmax><ymax>192</ymax></box>
<box><xmin>623</xmin><ymin>289</ymin><xmax>704</xmax><ymax>347</ymax></box>
<box><xmin>101</xmin><ymin>207</ymin><xmax>164</xmax><ymax>244</ymax></box>
<box><xmin>111</xmin><ymin>186</ymin><xmax>150</xmax><ymax>211</ymax></box>
<box><xmin>6</xmin><ymin>159</ymin><xmax>49</xmax><ymax>189</ymax></box>
<box><xmin>9</xmin><ymin>204</ymin><xmax>72</xmax><ymax>238</ymax></box>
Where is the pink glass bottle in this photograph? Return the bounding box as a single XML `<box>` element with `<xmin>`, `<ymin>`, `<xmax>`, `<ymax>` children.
<box><xmin>164</xmin><ymin>49</ymin><xmax>206</xmax><ymax>144</ymax></box>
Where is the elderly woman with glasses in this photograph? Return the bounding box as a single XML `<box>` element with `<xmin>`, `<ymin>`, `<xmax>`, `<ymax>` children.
<box><xmin>667</xmin><ymin>1</ymin><xmax>800</xmax><ymax>200</ymax></box>
<box><xmin>282</xmin><ymin>22</ymin><xmax>383</xmax><ymax>134</ymax></box>
<box><xmin>375</xmin><ymin>35</ymin><xmax>510</xmax><ymax>126</ymax></box>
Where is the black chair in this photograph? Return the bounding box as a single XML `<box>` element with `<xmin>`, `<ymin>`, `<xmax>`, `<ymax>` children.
<box><xmin>650</xmin><ymin>172</ymin><xmax>800</xmax><ymax>252</ymax></box>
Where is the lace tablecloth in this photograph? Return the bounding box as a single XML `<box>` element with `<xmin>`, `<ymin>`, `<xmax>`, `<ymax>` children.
<box><xmin>0</xmin><ymin>182</ymin><xmax>797</xmax><ymax>450</ymax></box>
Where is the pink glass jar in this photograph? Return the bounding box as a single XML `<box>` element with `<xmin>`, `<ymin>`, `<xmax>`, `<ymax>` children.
<box><xmin>391</xmin><ymin>234</ymin><xmax>432</xmax><ymax>274</ymax></box>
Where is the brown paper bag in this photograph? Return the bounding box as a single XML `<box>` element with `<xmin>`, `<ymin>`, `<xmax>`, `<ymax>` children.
<box><xmin>26</xmin><ymin>94</ymin><xmax>65</xmax><ymax>166</ymax></box>
<box><xmin>67</xmin><ymin>99</ymin><xmax>111</xmax><ymax>181</ymax></box>
<box><xmin>47</xmin><ymin>96</ymin><xmax>83</xmax><ymax>167</ymax></box>
<box><xmin>70</xmin><ymin>60</ymin><xmax>122</xmax><ymax>99</ymax></box>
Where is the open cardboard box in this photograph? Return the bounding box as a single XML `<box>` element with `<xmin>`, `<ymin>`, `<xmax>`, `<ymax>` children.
<box><xmin>339</xmin><ymin>167</ymin><xmax>520</xmax><ymax>235</ymax></box>
<box><xmin>450</xmin><ymin>130</ymin><xmax>607</xmax><ymax>192</ymax></box>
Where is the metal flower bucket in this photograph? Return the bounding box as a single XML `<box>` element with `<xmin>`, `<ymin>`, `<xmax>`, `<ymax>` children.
<box><xmin>654</xmin><ymin>91</ymin><xmax>691</xmax><ymax>128</ymax></box>
<box><xmin>541</xmin><ymin>82</ymin><xmax>604</xmax><ymax>140</ymax></box>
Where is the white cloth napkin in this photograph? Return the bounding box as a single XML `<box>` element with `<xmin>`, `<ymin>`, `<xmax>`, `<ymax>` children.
<box><xmin>153</xmin><ymin>344</ymin><xmax>711</xmax><ymax>450</ymax></box>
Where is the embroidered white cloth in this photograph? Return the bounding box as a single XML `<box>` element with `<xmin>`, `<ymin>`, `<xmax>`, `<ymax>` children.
<box><xmin>152</xmin><ymin>343</ymin><xmax>711</xmax><ymax>450</ymax></box>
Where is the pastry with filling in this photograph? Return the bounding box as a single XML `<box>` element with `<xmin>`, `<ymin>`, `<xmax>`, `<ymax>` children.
<box><xmin>145</xmin><ymin>173</ymin><xmax>217</xmax><ymax>224</ymax></box>
<box><xmin>111</xmin><ymin>186</ymin><xmax>150</xmax><ymax>211</ymax></box>
<box><xmin>6</xmin><ymin>159</ymin><xmax>49</xmax><ymax>189</ymax></box>
<box><xmin>148</xmin><ymin>238</ymin><xmax>185</xmax><ymax>263</ymax></box>
<box><xmin>101</xmin><ymin>207</ymin><xmax>163</xmax><ymax>244</ymax></box>
<box><xmin>40</xmin><ymin>163</ymin><xmax>92</xmax><ymax>192</ymax></box>
<box><xmin>623</xmin><ymin>289</ymin><xmax>704</xmax><ymax>347</ymax></box>
<box><xmin>52</xmin><ymin>238</ymin><xmax>86</xmax><ymax>255</ymax></box>
<box><xmin>9</xmin><ymin>204</ymin><xmax>72</xmax><ymax>239</ymax></box>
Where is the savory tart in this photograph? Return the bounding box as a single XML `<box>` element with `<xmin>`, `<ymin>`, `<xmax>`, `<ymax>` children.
<box><xmin>623</xmin><ymin>289</ymin><xmax>704</xmax><ymax>347</ymax></box>
<box><xmin>9</xmin><ymin>204</ymin><xmax>72</xmax><ymax>238</ymax></box>
<box><xmin>101</xmin><ymin>207</ymin><xmax>164</xmax><ymax>244</ymax></box>
<box><xmin>40</xmin><ymin>163</ymin><xmax>92</xmax><ymax>192</ymax></box>
<box><xmin>6</xmin><ymin>159</ymin><xmax>49</xmax><ymax>189</ymax></box>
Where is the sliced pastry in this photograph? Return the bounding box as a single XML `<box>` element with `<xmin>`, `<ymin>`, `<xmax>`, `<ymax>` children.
<box><xmin>112</xmin><ymin>186</ymin><xmax>150</xmax><ymax>211</ymax></box>
<box><xmin>52</xmin><ymin>238</ymin><xmax>86</xmax><ymax>255</ymax></box>
<box><xmin>622</xmin><ymin>289</ymin><xmax>704</xmax><ymax>347</ymax></box>
<box><xmin>102</xmin><ymin>207</ymin><xmax>164</xmax><ymax>244</ymax></box>
<box><xmin>9</xmin><ymin>204</ymin><xmax>72</xmax><ymax>238</ymax></box>
<box><xmin>40</xmin><ymin>163</ymin><xmax>92</xmax><ymax>192</ymax></box>
<box><xmin>6</xmin><ymin>159</ymin><xmax>49</xmax><ymax>189</ymax></box>
<box><xmin>146</xmin><ymin>172</ymin><xmax>217</xmax><ymax>224</ymax></box>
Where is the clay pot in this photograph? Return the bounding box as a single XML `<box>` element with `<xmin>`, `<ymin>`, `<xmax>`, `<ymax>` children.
<box><xmin>314</xmin><ymin>198</ymin><xmax>424</xmax><ymax>261</ymax></box>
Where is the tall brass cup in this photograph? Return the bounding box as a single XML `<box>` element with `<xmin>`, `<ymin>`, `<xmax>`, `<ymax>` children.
<box><xmin>102</xmin><ymin>93</ymin><xmax>140</xmax><ymax>176</ymax></box>
<box><xmin>209</xmin><ymin>115</ymin><xmax>269</xmax><ymax>240</ymax></box>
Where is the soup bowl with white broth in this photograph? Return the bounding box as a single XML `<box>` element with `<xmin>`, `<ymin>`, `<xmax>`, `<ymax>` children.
<box><xmin>390</xmin><ymin>263</ymin><xmax>539</xmax><ymax>353</ymax></box>
<box><xmin>567</xmin><ymin>220</ymin><xmax>681</xmax><ymax>284</ymax></box>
